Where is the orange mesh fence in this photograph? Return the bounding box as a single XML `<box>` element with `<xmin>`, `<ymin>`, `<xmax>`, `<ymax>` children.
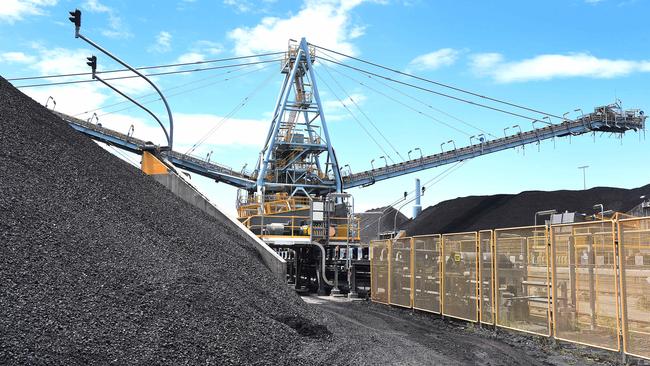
<box><xmin>390</xmin><ymin>238</ymin><xmax>413</xmax><ymax>308</ymax></box>
<box><xmin>442</xmin><ymin>232</ymin><xmax>479</xmax><ymax>322</ymax></box>
<box><xmin>370</xmin><ymin>239</ymin><xmax>390</xmax><ymax>304</ymax></box>
<box><xmin>619</xmin><ymin>218</ymin><xmax>650</xmax><ymax>360</ymax></box>
<box><xmin>479</xmin><ymin>230</ymin><xmax>495</xmax><ymax>325</ymax></box>
<box><xmin>413</xmin><ymin>235</ymin><xmax>442</xmax><ymax>313</ymax></box>
<box><xmin>494</xmin><ymin>226</ymin><xmax>550</xmax><ymax>336</ymax></box>
<box><xmin>551</xmin><ymin>221</ymin><xmax>620</xmax><ymax>351</ymax></box>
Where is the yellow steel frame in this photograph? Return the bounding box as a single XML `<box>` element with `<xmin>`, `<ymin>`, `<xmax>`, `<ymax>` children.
<box><xmin>367</xmin><ymin>216</ymin><xmax>650</xmax><ymax>361</ymax></box>
<box><xmin>550</xmin><ymin>220</ymin><xmax>620</xmax><ymax>352</ymax></box>
<box><xmin>412</xmin><ymin>234</ymin><xmax>442</xmax><ymax>314</ymax></box>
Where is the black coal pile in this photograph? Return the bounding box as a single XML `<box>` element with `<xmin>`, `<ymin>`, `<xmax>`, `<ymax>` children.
<box><xmin>357</xmin><ymin>206</ymin><xmax>408</xmax><ymax>243</ymax></box>
<box><xmin>0</xmin><ymin>77</ymin><xmax>328</xmax><ymax>365</ymax></box>
<box><xmin>402</xmin><ymin>185</ymin><xmax>650</xmax><ymax>236</ymax></box>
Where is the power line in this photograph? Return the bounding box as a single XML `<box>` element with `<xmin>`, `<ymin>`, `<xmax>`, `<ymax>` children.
<box><xmin>74</xmin><ymin>63</ymin><xmax>260</xmax><ymax>117</ymax></box>
<box><xmin>318</xmin><ymin>54</ymin><xmax>545</xmax><ymax>122</ymax></box>
<box><xmin>310</xmin><ymin>43</ymin><xmax>562</xmax><ymax>120</ymax></box>
<box><xmin>7</xmin><ymin>51</ymin><xmax>284</xmax><ymax>82</ymax></box>
<box><xmin>14</xmin><ymin>58</ymin><xmax>282</xmax><ymax>89</ymax></box>
<box><xmin>98</xmin><ymin>63</ymin><xmax>274</xmax><ymax>118</ymax></box>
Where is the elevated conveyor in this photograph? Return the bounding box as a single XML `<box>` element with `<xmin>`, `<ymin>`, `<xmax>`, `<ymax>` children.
<box><xmin>342</xmin><ymin>105</ymin><xmax>645</xmax><ymax>188</ymax></box>
<box><xmin>54</xmin><ymin>111</ymin><xmax>257</xmax><ymax>189</ymax></box>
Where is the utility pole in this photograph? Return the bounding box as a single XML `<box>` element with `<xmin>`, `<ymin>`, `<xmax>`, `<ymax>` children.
<box><xmin>578</xmin><ymin>165</ymin><xmax>589</xmax><ymax>190</ymax></box>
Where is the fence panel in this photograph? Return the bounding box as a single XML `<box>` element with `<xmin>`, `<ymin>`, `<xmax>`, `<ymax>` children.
<box><xmin>551</xmin><ymin>221</ymin><xmax>619</xmax><ymax>351</ymax></box>
<box><xmin>390</xmin><ymin>237</ymin><xmax>413</xmax><ymax>308</ymax></box>
<box><xmin>479</xmin><ymin>230</ymin><xmax>495</xmax><ymax>324</ymax></box>
<box><xmin>413</xmin><ymin>235</ymin><xmax>442</xmax><ymax>313</ymax></box>
<box><xmin>442</xmin><ymin>232</ymin><xmax>479</xmax><ymax>322</ymax></box>
<box><xmin>494</xmin><ymin>226</ymin><xmax>550</xmax><ymax>336</ymax></box>
<box><xmin>619</xmin><ymin>218</ymin><xmax>650</xmax><ymax>360</ymax></box>
<box><xmin>370</xmin><ymin>240</ymin><xmax>390</xmax><ymax>304</ymax></box>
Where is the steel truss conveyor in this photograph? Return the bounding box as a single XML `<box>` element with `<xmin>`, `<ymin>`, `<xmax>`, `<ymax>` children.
<box><xmin>342</xmin><ymin>105</ymin><xmax>645</xmax><ymax>188</ymax></box>
<box><xmin>55</xmin><ymin>104</ymin><xmax>644</xmax><ymax>191</ymax></box>
<box><xmin>54</xmin><ymin>111</ymin><xmax>256</xmax><ymax>189</ymax></box>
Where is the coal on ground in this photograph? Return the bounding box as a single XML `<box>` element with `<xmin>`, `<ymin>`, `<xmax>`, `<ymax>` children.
<box><xmin>402</xmin><ymin>185</ymin><xmax>650</xmax><ymax>236</ymax></box>
<box><xmin>0</xmin><ymin>76</ymin><xmax>326</xmax><ymax>365</ymax></box>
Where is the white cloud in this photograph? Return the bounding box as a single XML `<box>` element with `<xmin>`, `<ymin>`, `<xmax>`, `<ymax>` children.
<box><xmin>407</xmin><ymin>48</ymin><xmax>459</xmax><ymax>72</ymax></box>
<box><xmin>585</xmin><ymin>0</ymin><xmax>604</xmax><ymax>3</ymax></box>
<box><xmin>227</xmin><ymin>0</ymin><xmax>382</xmax><ymax>56</ymax></box>
<box><xmin>149</xmin><ymin>31</ymin><xmax>172</xmax><ymax>53</ymax></box>
<box><xmin>470</xmin><ymin>52</ymin><xmax>650</xmax><ymax>83</ymax></box>
<box><xmin>0</xmin><ymin>0</ymin><xmax>57</xmax><ymax>23</ymax></box>
<box><xmin>175</xmin><ymin>52</ymin><xmax>205</xmax><ymax>64</ymax></box>
<box><xmin>191</xmin><ymin>40</ymin><xmax>223</xmax><ymax>56</ymax></box>
<box><xmin>0</xmin><ymin>51</ymin><xmax>36</xmax><ymax>63</ymax></box>
<box><xmin>82</xmin><ymin>0</ymin><xmax>131</xmax><ymax>39</ymax></box>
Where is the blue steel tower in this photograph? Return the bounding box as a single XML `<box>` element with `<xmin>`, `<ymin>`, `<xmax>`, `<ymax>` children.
<box><xmin>253</xmin><ymin>38</ymin><xmax>342</xmax><ymax>198</ymax></box>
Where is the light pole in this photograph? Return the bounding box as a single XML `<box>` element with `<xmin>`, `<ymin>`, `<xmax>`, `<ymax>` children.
<box><xmin>380</xmin><ymin>156</ymin><xmax>388</xmax><ymax>167</ymax></box>
<box><xmin>578</xmin><ymin>165</ymin><xmax>589</xmax><ymax>190</ymax></box>
<box><xmin>414</xmin><ymin>147</ymin><xmax>423</xmax><ymax>159</ymax></box>
<box><xmin>370</xmin><ymin>159</ymin><xmax>375</xmax><ymax>170</ymax></box>
<box><xmin>535</xmin><ymin>209</ymin><xmax>557</xmax><ymax>226</ymax></box>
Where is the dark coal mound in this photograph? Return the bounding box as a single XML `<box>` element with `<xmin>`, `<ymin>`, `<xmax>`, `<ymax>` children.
<box><xmin>357</xmin><ymin>206</ymin><xmax>408</xmax><ymax>243</ymax></box>
<box><xmin>274</xmin><ymin>316</ymin><xmax>332</xmax><ymax>339</ymax></box>
<box><xmin>402</xmin><ymin>185</ymin><xmax>649</xmax><ymax>236</ymax></box>
<box><xmin>0</xmin><ymin>77</ymin><xmax>325</xmax><ymax>365</ymax></box>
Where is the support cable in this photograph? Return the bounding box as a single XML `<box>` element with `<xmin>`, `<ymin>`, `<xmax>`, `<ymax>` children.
<box><xmin>185</xmin><ymin>70</ymin><xmax>276</xmax><ymax>155</ymax></box>
<box><xmin>318</xmin><ymin>55</ymin><xmax>541</xmax><ymax>122</ymax></box>
<box><xmin>322</xmin><ymin>59</ymin><xmax>472</xmax><ymax>136</ymax></box>
<box><xmin>318</xmin><ymin>61</ymin><xmax>406</xmax><ymax>162</ymax></box>
<box><xmin>311</xmin><ymin>43</ymin><xmax>563</xmax><ymax>120</ymax></box>
<box><xmin>313</xmin><ymin>69</ymin><xmax>396</xmax><ymax>164</ymax></box>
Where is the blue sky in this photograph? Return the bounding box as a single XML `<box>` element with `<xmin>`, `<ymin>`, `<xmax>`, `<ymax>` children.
<box><xmin>1</xmin><ymin>0</ymin><xmax>649</xmax><ymax>216</ymax></box>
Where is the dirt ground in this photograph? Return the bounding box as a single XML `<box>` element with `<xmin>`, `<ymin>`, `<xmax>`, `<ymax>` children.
<box><xmin>301</xmin><ymin>296</ymin><xmax>634</xmax><ymax>366</ymax></box>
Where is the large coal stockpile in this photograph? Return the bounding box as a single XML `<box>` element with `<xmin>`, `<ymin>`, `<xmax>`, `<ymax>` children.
<box><xmin>357</xmin><ymin>206</ymin><xmax>408</xmax><ymax>243</ymax></box>
<box><xmin>0</xmin><ymin>77</ymin><xmax>330</xmax><ymax>365</ymax></box>
<box><xmin>402</xmin><ymin>185</ymin><xmax>650</xmax><ymax>236</ymax></box>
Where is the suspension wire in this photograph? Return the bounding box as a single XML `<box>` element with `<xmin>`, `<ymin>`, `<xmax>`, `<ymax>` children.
<box><xmin>185</xmin><ymin>70</ymin><xmax>277</xmax><ymax>155</ymax></box>
<box><xmin>318</xmin><ymin>55</ymin><xmax>542</xmax><ymax>122</ymax></box>
<box><xmin>14</xmin><ymin>58</ymin><xmax>282</xmax><ymax>89</ymax></box>
<box><xmin>105</xmin><ymin>143</ymin><xmax>140</xmax><ymax>167</ymax></box>
<box><xmin>7</xmin><ymin>51</ymin><xmax>285</xmax><ymax>81</ymax></box>
<box><xmin>358</xmin><ymin>160</ymin><xmax>467</xmax><ymax>233</ymax></box>
<box><xmin>313</xmin><ymin>69</ymin><xmax>396</xmax><ymax>164</ymax></box>
<box><xmin>75</xmin><ymin>63</ymin><xmax>260</xmax><ymax>117</ymax></box>
<box><xmin>358</xmin><ymin>65</ymin><xmax>499</xmax><ymax>139</ymax></box>
<box><xmin>99</xmin><ymin>63</ymin><xmax>274</xmax><ymax>118</ymax></box>
<box><xmin>318</xmin><ymin>61</ymin><xmax>406</xmax><ymax>162</ymax></box>
<box><xmin>310</xmin><ymin>43</ymin><xmax>563</xmax><ymax>120</ymax></box>
<box><xmin>323</xmin><ymin>58</ymin><xmax>473</xmax><ymax>136</ymax></box>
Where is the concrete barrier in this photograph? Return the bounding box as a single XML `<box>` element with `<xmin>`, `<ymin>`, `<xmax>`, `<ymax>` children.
<box><xmin>150</xmin><ymin>172</ymin><xmax>287</xmax><ymax>282</ymax></box>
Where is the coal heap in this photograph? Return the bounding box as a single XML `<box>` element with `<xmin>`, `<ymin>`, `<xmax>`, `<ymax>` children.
<box><xmin>401</xmin><ymin>185</ymin><xmax>649</xmax><ymax>236</ymax></box>
<box><xmin>0</xmin><ymin>77</ymin><xmax>329</xmax><ymax>365</ymax></box>
<box><xmin>357</xmin><ymin>206</ymin><xmax>408</xmax><ymax>243</ymax></box>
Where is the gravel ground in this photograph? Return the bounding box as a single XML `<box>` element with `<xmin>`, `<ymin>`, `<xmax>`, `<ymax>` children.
<box><xmin>1</xmin><ymin>76</ymin><xmax>635</xmax><ymax>365</ymax></box>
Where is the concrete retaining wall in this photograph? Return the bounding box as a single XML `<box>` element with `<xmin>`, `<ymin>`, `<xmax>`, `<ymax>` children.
<box><xmin>150</xmin><ymin>172</ymin><xmax>287</xmax><ymax>282</ymax></box>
